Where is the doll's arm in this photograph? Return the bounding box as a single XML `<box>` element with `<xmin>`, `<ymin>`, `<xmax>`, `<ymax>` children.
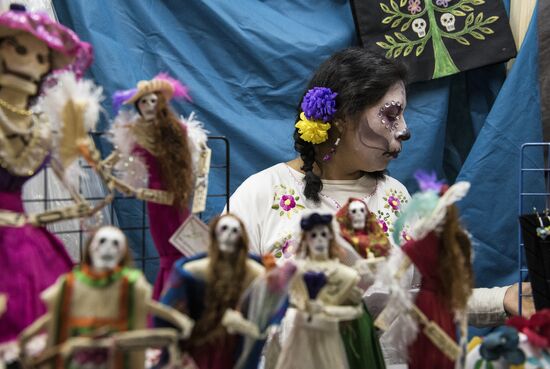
<box><xmin>19</xmin><ymin>313</ymin><xmax>50</xmax><ymax>350</ymax></box>
<box><xmin>322</xmin><ymin>304</ymin><xmax>363</xmax><ymax>321</ymax></box>
<box><xmin>95</xmin><ymin>151</ymin><xmax>175</xmax><ymax>206</ymax></box>
<box><xmin>222</xmin><ymin>309</ymin><xmax>263</xmax><ymax>339</ymax></box>
<box><xmin>147</xmin><ymin>300</ymin><xmax>194</xmax><ymax>338</ymax></box>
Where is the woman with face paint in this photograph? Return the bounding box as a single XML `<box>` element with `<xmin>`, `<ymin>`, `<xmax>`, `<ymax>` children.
<box><xmin>228</xmin><ymin>47</ymin><xmax>532</xmax><ymax>368</ymax></box>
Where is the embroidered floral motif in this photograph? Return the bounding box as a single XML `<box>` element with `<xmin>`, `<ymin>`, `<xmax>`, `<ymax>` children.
<box><xmin>383</xmin><ymin>188</ymin><xmax>408</xmax><ymax>216</ymax></box>
<box><xmin>408</xmin><ymin>0</ymin><xmax>422</xmax><ymax>14</ymax></box>
<box><xmin>272</xmin><ymin>234</ymin><xmax>298</xmax><ymax>259</ymax></box>
<box><xmin>436</xmin><ymin>0</ymin><xmax>450</xmax><ymax>7</ymax></box>
<box><xmin>376</xmin><ymin>187</ymin><xmax>410</xmax><ymax>240</ymax></box>
<box><xmin>271</xmin><ymin>184</ymin><xmax>305</xmax><ymax>218</ymax></box>
<box><xmin>378</xmin><ymin>219</ymin><xmax>389</xmax><ymax>233</ymax></box>
<box><xmin>387</xmin><ymin>195</ymin><xmax>401</xmax><ymax>210</ymax></box>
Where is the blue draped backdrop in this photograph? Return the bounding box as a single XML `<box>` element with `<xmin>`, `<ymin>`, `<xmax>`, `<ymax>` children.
<box><xmin>52</xmin><ymin>0</ymin><xmax>543</xmax><ymax>322</ymax></box>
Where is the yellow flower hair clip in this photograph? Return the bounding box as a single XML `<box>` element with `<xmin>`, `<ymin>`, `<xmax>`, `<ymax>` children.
<box><xmin>295</xmin><ymin>112</ymin><xmax>331</xmax><ymax>144</ymax></box>
<box><xmin>296</xmin><ymin>87</ymin><xmax>338</xmax><ymax>144</ymax></box>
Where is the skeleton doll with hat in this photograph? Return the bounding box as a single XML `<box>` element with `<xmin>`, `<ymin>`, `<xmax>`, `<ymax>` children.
<box><xmin>0</xmin><ymin>3</ymin><xmax>112</xmax><ymax>360</ymax></box>
<box><xmin>274</xmin><ymin>212</ymin><xmax>385</xmax><ymax>369</ymax></box>
<box><xmin>102</xmin><ymin>74</ymin><xmax>208</xmax><ymax>301</ymax></box>
<box><xmin>374</xmin><ymin>171</ymin><xmax>474</xmax><ymax>369</ymax></box>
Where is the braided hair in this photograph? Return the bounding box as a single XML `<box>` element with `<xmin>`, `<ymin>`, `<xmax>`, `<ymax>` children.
<box><xmin>295</xmin><ymin>47</ymin><xmax>407</xmax><ymax>202</ymax></box>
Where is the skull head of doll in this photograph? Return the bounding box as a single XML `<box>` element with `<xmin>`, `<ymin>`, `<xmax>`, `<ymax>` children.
<box><xmin>301</xmin><ymin>213</ymin><xmax>334</xmax><ymax>260</ymax></box>
<box><xmin>215</xmin><ymin>215</ymin><xmax>242</xmax><ymax>254</ymax></box>
<box><xmin>88</xmin><ymin>226</ymin><xmax>127</xmax><ymax>272</ymax></box>
<box><xmin>137</xmin><ymin>92</ymin><xmax>158</xmax><ymax>122</ymax></box>
<box><xmin>348</xmin><ymin>200</ymin><xmax>367</xmax><ymax>230</ymax></box>
<box><xmin>305</xmin><ymin>225</ymin><xmax>333</xmax><ymax>260</ymax></box>
<box><xmin>0</xmin><ymin>33</ymin><xmax>51</xmax><ymax>95</ymax></box>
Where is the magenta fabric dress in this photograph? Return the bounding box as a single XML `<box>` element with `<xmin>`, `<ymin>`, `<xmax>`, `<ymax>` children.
<box><xmin>0</xmin><ymin>163</ymin><xmax>73</xmax><ymax>344</ymax></box>
<box><xmin>134</xmin><ymin>146</ymin><xmax>190</xmax><ymax>300</ymax></box>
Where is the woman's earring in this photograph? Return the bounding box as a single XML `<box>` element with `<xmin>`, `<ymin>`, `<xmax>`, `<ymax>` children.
<box><xmin>322</xmin><ymin>137</ymin><xmax>340</xmax><ymax>162</ymax></box>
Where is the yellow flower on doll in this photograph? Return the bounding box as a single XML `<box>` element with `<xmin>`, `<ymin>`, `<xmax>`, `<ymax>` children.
<box><xmin>295</xmin><ymin>112</ymin><xmax>331</xmax><ymax>144</ymax></box>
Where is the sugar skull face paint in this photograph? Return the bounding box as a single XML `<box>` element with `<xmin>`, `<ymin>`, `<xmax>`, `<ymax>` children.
<box><xmin>378</xmin><ymin>101</ymin><xmax>402</xmax><ymax>131</ymax></box>
<box><xmin>338</xmin><ymin>82</ymin><xmax>410</xmax><ymax>172</ymax></box>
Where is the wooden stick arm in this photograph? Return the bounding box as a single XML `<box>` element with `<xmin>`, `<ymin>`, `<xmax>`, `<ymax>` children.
<box><xmin>19</xmin><ymin>313</ymin><xmax>50</xmax><ymax>352</ymax></box>
<box><xmin>99</xmin><ymin>150</ymin><xmax>121</xmax><ymax>168</ymax></box>
<box><xmin>395</xmin><ymin>256</ymin><xmax>412</xmax><ymax>280</ymax></box>
<box><xmin>147</xmin><ymin>300</ymin><xmax>194</xmax><ymax>339</ymax></box>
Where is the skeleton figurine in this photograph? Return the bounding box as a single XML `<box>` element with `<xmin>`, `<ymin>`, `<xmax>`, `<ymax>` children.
<box><xmin>275</xmin><ymin>213</ymin><xmax>386</xmax><ymax>369</ymax></box>
<box><xmin>335</xmin><ymin>198</ymin><xmax>391</xmax><ymax>288</ymax></box>
<box><xmin>19</xmin><ymin>226</ymin><xmax>194</xmax><ymax>369</ymax></box>
<box><xmin>0</xmin><ymin>4</ymin><xmax>111</xmax><ymax>357</ymax></box>
<box><xmin>104</xmin><ymin>74</ymin><xmax>208</xmax><ymax>301</ymax></box>
<box><xmin>157</xmin><ymin>214</ymin><xmax>265</xmax><ymax>369</ymax></box>
<box><xmin>375</xmin><ymin>172</ymin><xmax>473</xmax><ymax>369</ymax></box>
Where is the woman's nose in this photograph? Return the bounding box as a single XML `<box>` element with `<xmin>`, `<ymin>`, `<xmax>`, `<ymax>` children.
<box><xmin>395</xmin><ymin>128</ymin><xmax>411</xmax><ymax>141</ymax></box>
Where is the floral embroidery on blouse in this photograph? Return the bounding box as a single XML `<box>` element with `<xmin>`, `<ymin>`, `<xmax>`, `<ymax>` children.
<box><xmin>271</xmin><ymin>184</ymin><xmax>305</xmax><ymax>218</ymax></box>
<box><xmin>383</xmin><ymin>188</ymin><xmax>408</xmax><ymax>216</ymax></box>
<box><xmin>272</xmin><ymin>233</ymin><xmax>298</xmax><ymax>259</ymax></box>
<box><xmin>377</xmin><ymin>187</ymin><xmax>410</xmax><ymax>240</ymax></box>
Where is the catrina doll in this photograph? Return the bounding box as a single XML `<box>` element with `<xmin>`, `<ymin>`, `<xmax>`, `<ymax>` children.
<box><xmin>19</xmin><ymin>225</ymin><xmax>194</xmax><ymax>369</ymax></box>
<box><xmin>375</xmin><ymin>171</ymin><xmax>474</xmax><ymax>369</ymax></box>
<box><xmin>105</xmin><ymin>75</ymin><xmax>207</xmax><ymax>300</ymax></box>
<box><xmin>0</xmin><ymin>3</ymin><xmax>109</xmax><ymax>355</ymax></box>
<box><xmin>156</xmin><ymin>214</ymin><xmax>265</xmax><ymax>369</ymax></box>
<box><xmin>275</xmin><ymin>212</ymin><xmax>385</xmax><ymax>369</ymax></box>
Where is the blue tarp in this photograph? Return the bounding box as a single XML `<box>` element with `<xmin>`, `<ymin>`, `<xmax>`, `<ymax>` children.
<box><xmin>53</xmin><ymin>0</ymin><xmax>543</xmax><ymax>309</ymax></box>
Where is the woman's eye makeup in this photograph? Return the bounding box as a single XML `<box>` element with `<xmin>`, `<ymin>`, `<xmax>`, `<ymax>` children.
<box><xmin>378</xmin><ymin>101</ymin><xmax>402</xmax><ymax>131</ymax></box>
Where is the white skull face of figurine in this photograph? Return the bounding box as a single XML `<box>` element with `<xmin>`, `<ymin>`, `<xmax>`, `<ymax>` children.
<box><xmin>0</xmin><ymin>33</ymin><xmax>50</xmax><ymax>95</ymax></box>
<box><xmin>137</xmin><ymin>92</ymin><xmax>158</xmax><ymax>122</ymax></box>
<box><xmin>305</xmin><ymin>224</ymin><xmax>332</xmax><ymax>260</ymax></box>
<box><xmin>348</xmin><ymin>200</ymin><xmax>367</xmax><ymax>230</ymax></box>
<box><xmin>215</xmin><ymin>216</ymin><xmax>242</xmax><ymax>254</ymax></box>
<box><xmin>89</xmin><ymin>226</ymin><xmax>127</xmax><ymax>272</ymax></box>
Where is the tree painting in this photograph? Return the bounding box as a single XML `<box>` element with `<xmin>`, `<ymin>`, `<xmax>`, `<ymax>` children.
<box><xmin>375</xmin><ymin>0</ymin><xmax>499</xmax><ymax>79</ymax></box>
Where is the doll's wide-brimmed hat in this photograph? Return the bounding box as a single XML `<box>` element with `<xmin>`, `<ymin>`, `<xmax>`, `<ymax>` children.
<box><xmin>123</xmin><ymin>78</ymin><xmax>175</xmax><ymax>105</ymax></box>
<box><xmin>111</xmin><ymin>73</ymin><xmax>190</xmax><ymax>112</ymax></box>
<box><xmin>0</xmin><ymin>4</ymin><xmax>92</xmax><ymax>73</ymax></box>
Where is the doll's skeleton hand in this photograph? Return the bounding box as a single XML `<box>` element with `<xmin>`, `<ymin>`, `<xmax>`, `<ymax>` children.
<box><xmin>222</xmin><ymin>309</ymin><xmax>261</xmax><ymax>339</ymax></box>
<box><xmin>305</xmin><ymin>299</ymin><xmax>324</xmax><ymax>316</ymax></box>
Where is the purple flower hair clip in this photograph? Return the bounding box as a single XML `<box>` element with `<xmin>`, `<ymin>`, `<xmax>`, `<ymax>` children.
<box><xmin>414</xmin><ymin>170</ymin><xmax>446</xmax><ymax>193</ymax></box>
<box><xmin>301</xmin><ymin>87</ymin><xmax>338</xmax><ymax>122</ymax></box>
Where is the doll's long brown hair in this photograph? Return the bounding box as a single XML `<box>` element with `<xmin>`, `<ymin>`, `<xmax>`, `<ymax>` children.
<box><xmin>439</xmin><ymin>205</ymin><xmax>474</xmax><ymax>311</ymax></box>
<box><xmin>147</xmin><ymin>93</ymin><xmax>193</xmax><ymax>210</ymax></box>
<box><xmin>189</xmin><ymin>214</ymin><xmax>249</xmax><ymax>346</ymax></box>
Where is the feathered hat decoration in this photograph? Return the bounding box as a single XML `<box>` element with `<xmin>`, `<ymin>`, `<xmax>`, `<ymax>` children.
<box><xmin>392</xmin><ymin>170</ymin><xmax>470</xmax><ymax>245</ymax></box>
<box><xmin>112</xmin><ymin>72</ymin><xmax>191</xmax><ymax>112</ymax></box>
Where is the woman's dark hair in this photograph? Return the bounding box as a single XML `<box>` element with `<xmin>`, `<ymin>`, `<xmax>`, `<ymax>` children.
<box><xmin>294</xmin><ymin>47</ymin><xmax>408</xmax><ymax>202</ymax></box>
